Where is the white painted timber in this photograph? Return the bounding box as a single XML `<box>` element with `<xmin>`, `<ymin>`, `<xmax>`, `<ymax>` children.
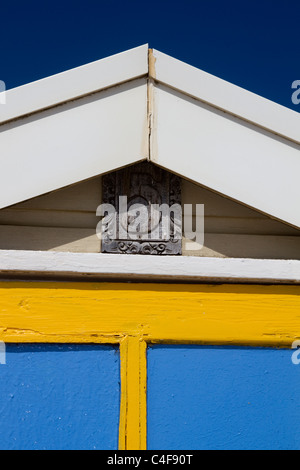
<box><xmin>0</xmin><ymin>44</ymin><xmax>148</xmax><ymax>124</ymax></box>
<box><xmin>0</xmin><ymin>79</ymin><xmax>148</xmax><ymax>209</ymax></box>
<box><xmin>152</xmin><ymin>49</ymin><xmax>300</xmax><ymax>145</ymax></box>
<box><xmin>0</xmin><ymin>250</ymin><xmax>299</xmax><ymax>284</ymax></box>
<box><xmin>1</xmin><ymin>44</ymin><xmax>300</xmax><ymax>233</ymax></box>
<box><xmin>152</xmin><ymin>84</ymin><xmax>300</xmax><ymax>229</ymax></box>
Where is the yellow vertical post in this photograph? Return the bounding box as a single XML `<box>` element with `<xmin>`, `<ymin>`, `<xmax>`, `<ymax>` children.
<box><xmin>119</xmin><ymin>336</ymin><xmax>147</xmax><ymax>450</ymax></box>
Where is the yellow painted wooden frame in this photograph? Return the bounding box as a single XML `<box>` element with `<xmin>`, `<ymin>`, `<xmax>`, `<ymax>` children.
<box><xmin>0</xmin><ymin>281</ymin><xmax>300</xmax><ymax>449</ymax></box>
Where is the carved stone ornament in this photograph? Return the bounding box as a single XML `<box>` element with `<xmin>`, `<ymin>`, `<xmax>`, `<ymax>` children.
<box><xmin>101</xmin><ymin>162</ymin><xmax>182</xmax><ymax>255</ymax></box>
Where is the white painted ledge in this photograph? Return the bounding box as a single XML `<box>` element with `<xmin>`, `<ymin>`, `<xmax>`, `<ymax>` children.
<box><xmin>0</xmin><ymin>250</ymin><xmax>299</xmax><ymax>284</ymax></box>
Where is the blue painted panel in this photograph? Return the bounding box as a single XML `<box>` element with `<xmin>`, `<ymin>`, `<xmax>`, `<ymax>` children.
<box><xmin>147</xmin><ymin>345</ymin><xmax>300</xmax><ymax>450</ymax></box>
<box><xmin>0</xmin><ymin>344</ymin><xmax>120</xmax><ymax>450</ymax></box>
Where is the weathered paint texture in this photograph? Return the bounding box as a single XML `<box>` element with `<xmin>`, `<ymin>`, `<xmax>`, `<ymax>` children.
<box><xmin>0</xmin><ymin>282</ymin><xmax>299</xmax><ymax>347</ymax></box>
<box><xmin>147</xmin><ymin>345</ymin><xmax>300</xmax><ymax>450</ymax></box>
<box><xmin>0</xmin><ymin>344</ymin><xmax>120</xmax><ymax>450</ymax></box>
<box><xmin>1</xmin><ymin>251</ymin><xmax>299</xmax><ymax>283</ymax></box>
<box><xmin>0</xmin><ymin>282</ymin><xmax>300</xmax><ymax>449</ymax></box>
<box><xmin>119</xmin><ymin>337</ymin><xmax>147</xmax><ymax>450</ymax></box>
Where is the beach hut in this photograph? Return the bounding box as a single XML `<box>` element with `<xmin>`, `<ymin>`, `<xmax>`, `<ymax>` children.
<box><xmin>0</xmin><ymin>45</ymin><xmax>299</xmax><ymax>450</ymax></box>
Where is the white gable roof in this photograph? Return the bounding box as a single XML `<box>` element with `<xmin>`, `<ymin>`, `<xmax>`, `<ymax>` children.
<box><xmin>0</xmin><ymin>45</ymin><xmax>300</xmax><ymax>229</ymax></box>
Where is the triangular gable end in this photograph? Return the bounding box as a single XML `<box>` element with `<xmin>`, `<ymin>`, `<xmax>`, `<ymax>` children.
<box><xmin>0</xmin><ymin>45</ymin><xmax>299</xmax><ymax>230</ymax></box>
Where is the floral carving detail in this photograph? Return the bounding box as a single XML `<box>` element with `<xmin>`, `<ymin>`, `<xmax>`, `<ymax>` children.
<box><xmin>101</xmin><ymin>162</ymin><xmax>182</xmax><ymax>255</ymax></box>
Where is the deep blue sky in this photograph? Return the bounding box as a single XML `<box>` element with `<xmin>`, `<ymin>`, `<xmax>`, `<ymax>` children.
<box><xmin>1</xmin><ymin>0</ymin><xmax>299</xmax><ymax>111</ymax></box>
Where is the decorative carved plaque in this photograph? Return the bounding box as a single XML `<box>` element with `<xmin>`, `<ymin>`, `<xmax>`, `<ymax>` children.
<box><xmin>101</xmin><ymin>162</ymin><xmax>182</xmax><ymax>255</ymax></box>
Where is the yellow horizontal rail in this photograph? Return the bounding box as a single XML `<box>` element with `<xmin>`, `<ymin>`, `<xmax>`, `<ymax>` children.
<box><xmin>0</xmin><ymin>282</ymin><xmax>299</xmax><ymax>347</ymax></box>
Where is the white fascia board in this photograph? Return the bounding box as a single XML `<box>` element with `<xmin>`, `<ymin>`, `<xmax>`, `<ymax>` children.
<box><xmin>0</xmin><ymin>44</ymin><xmax>148</xmax><ymax>125</ymax></box>
<box><xmin>152</xmin><ymin>83</ymin><xmax>300</xmax><ymax>229</ymax></box>
<box><xmin>0</xmin><ymin>250</ymin><xmax>299</xmax><ymax>284</ymax></box>
<box><xmin>152</xmin><ymin>49</ymin><xmax>300</xmax><ymax>146</ymax></box>
<box><xmin>0</xmin><ymin>79</ymin><xmax>148</xmax><ymax>209</ymax></box>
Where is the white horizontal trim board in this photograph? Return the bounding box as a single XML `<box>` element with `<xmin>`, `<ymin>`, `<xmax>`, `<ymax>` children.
<box><xmin>0</xmin><ymin>44</ymin><xmax>148</xmax><ymax>125</ymax></box>
<box><xmin>0</xmin><ymin>250</ymin><xmax>299</xmax><ymax>284</ymax></box>
<box><xmin>152</xmin><ymin>49</ymin><xmax>300</xmax><ymax>146</ymax></box>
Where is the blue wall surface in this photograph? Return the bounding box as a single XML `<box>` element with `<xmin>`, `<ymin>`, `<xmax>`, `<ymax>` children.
<box><xmin>147</xmin><ymin>345</ymin><xmax>300</xmax><ymax>450</ymax></box>
<box><xmin>0</xmin><ymin>344</ymin><xmax>120</xmax><ymax>450</ymax></box>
